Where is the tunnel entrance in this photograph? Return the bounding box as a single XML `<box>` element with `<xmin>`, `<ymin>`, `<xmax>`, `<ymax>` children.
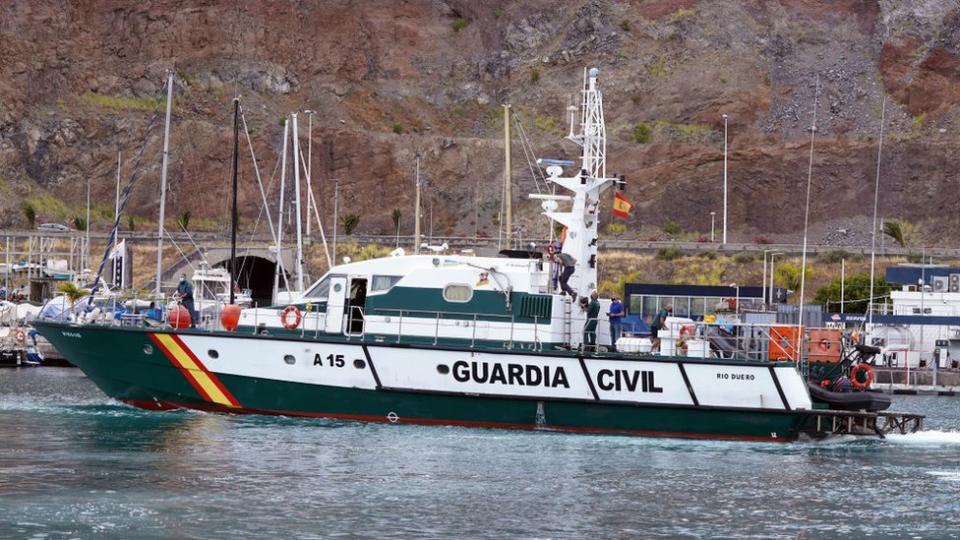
<box><xmin>215</xmin><ymin>256</ymin><xmax>288</xmax><ymax>307</ymax></box>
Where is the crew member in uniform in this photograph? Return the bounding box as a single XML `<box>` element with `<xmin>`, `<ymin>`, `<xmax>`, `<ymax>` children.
<box><xmin>176</xmin><ymin>274</ymin><xmax>198</xmax><ymax>328</ymax></box>
<box><xmin>607</xmin><ymin>296</ymin><xmax>625</xmax><ymax>352</ymax></box>
<box><xmin>583</xmin><ymin>290</ymin><xmax>600</xmax><ymax>352</ymax></box>
<box><xmin>554</xmin><ymin>252</ymin><xmax>577</xmax><ymax>299</ymax></box>
<box><xmin>650</xmin><ymin>303</ymin><xmax>672</xmax><ymax>352</ymax></box>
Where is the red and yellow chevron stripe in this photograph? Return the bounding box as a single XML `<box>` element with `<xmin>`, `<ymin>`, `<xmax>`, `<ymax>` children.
<box><xmin>150</xmin><ymin>333</ymin><xmax>240</xmax><ymax>408</ymax></box>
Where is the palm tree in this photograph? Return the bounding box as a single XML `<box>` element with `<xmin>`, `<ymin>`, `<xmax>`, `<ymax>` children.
<box><xmin>391</xmin><ymin>208</ymin><xmax>401</xmax><ymax>246</ymax></box>
<box><xmin>177</xmin><ymin>209</ymin><xmax>191</xmax><ymax>231</ymax></box>
<box><xmin>58</xmin><ymin>281</ymin><xmax>90</xmax><ymax>307</ymax></box>
<box><xmin>22</xmin><ymin>203</ymin><xmax>36</xmax><ymax>228</ymax></box>
<box><xmin>883</xmin><ymin>220</ymin><xmax>906</xmax><ymax>247</ymax></box>
<box><xmin>341</xmin><ymin>214</ymin><xmax>360</xmax><ymax>235</ymax></box>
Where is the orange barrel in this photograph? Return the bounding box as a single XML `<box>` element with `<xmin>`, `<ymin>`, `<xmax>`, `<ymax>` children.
<box><xmin>167</xmin><ymin>305</ymin><xmax>192</xmax><ymax>329</ymax></box>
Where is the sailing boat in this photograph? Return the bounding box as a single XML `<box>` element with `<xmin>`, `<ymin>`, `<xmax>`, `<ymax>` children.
<box><xmin>31</xmin><ymin>68</ymin><xmax>922</xmax><ymax>441</ymax></box>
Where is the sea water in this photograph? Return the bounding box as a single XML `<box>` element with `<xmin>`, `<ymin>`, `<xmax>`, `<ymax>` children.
<box><xmin>1</xmin><ymin>368</ymin><xmax>958</xmax><ymax>539</ymax></box>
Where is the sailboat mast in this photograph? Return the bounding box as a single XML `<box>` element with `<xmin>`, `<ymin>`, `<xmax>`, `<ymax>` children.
<box><xmin>504</xmin><ymin>104</ymin><xmax>512</xmax><ymax>249</ymax></box>
<box><xmin>867</xmin><ymin>96</ymin><xmax>887</xmax><ymax>327</ymax></box>
<box><xmin>228</xmin><ymin>97</ymin><xmax>240</xmax><ymax>305</ymax></box>
<box><xmin>272</xmin><ymin>117</ymin><xmax>289</xmax><ymax>303</ymax></box>
<box><xmin>305</xmin><ymin>110</ymin><xmax>313</xmax><ymax>241</ymax></box>
<box><xmin>414</xmin><ymin>154</ymin><xmax>421</xmax><ymax>254</ymax></box>
<box><xmin>114</xmin><ymin>151</ymin><xmax>121</xmax><ymax>222</ymax></box>
<box><xmin>292</xmin><ymin>113</ymin><xmax>305</xmax><ymax>292</ymax></box>
<box><xmin>154</xmin><ymin>72</ymin><xmax>173</xmax><ymax>297</ymax></box>
<box><xmin>85</xmin><ymin>176</ymin><xmax>90</xmax><ymax>271</ymax></box>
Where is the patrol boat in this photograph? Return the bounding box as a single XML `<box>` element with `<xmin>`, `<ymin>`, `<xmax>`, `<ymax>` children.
<box><xmin>32</xmin><ymin>68</ymin><xmax>922</xmax><ymax>441</ymax></box>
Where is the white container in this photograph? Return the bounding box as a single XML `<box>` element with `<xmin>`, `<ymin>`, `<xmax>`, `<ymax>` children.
<box><xmin>685</xmin><ymin>339</ymin><xmax>710</xmax><ymax>358</ymax></box>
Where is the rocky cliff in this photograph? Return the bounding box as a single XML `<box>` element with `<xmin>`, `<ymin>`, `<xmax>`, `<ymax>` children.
<box><xmin>1</xmin><ymin>0</ymin><xmax>959</xmax><ymax>246</ymax></box>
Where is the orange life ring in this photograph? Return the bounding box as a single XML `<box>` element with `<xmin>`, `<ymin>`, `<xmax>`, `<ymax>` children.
<box><xmin>850</xmin><ymin>363</ymin><xmax>874</xmax><ymax>390</ymax></box>
<box><xmin>679</xmin><ymin>325</ymin><xmax>694</xmax><ymax>339</ymax></box>
<box><xmin>280</xmin><ymin>305</ymin><xmax>302</xmax><ymax>330</ymax></box>
<box><xmin>15</xmin><ymin>329</ymin><xmax>26</xmax><ymax>343</ymax></box>
<box><xmin>817</xmin><ymin>338</ymin><xmax>831</xmax><ymax>353</ymax></box>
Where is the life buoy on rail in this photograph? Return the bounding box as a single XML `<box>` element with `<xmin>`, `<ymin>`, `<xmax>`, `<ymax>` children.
<box><xmin>678</xmin><ymin>325</ymin><xmax>694</xmax><ymax>340</ymax></box>
<box><xmin>280</xmin><ymin>305</ymin><xmax>302</xmax><ymax>330</ymax></box>
<box><xmin>850</xmin><ymin>363</ymin><xmax>874</xmax><ymax>390</ymax></box>
<box><xmin>15</xmin><ymin>329</ymin><xmax>26</xmax><ymax>343</ymax></box>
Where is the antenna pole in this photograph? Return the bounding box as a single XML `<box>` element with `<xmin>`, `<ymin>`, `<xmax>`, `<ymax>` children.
<box><xmin>154</xmin><ymin>72</ymin><xmax>173</xmax><ymax>297</ymax></box>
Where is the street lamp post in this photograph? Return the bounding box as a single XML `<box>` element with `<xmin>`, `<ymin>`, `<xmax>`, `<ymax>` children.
<box><xmin>710</xmin><ymin>211</ymin><xmax>716</xmax><ymax>243</ymax></box>
<box><xmin>722</xmin><ymin>114</ymin><xmax>728</xmax><ymax>245</ymax></box>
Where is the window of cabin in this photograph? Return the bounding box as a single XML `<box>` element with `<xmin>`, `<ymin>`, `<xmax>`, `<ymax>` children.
<box><xmin>371</xmin><ymin>275</ymin><xmax>402</xmax><ymax>293</ymax></box>
<box><xmin>304</xmin><ymin>274</ymin><xmax>343</xmax><ymax>299</ymax></box>
<box><xmin>443</xmin><ymin>283</ymin><xmax>473</xmax><ymax>303</ymax></box>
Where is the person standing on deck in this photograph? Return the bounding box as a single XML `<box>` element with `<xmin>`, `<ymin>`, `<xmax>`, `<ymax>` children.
<box><xmin>176</xmin><ymin>274</ymin><xmax>198</xmax><ymax>328</ymax></box>
<box><xmin>607</xmin><ymin>296</ymin><xmax>625</xmax><ymax>352</ymax></box>
<box><xmin>583</xmin><ymin>290</ymin><xmax>600</xmax><ymax>352</ymax></box>
<box><xmin>554</xmin><ymin>252</ymin><xmax>577</xmax><ymax>299</ymax></box>
<box><xmin>650</xmin><ymin>303</ymin><xmax>672</xmax><ymax>352</ymax></box>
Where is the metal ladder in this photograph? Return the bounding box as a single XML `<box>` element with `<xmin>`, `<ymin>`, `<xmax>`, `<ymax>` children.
<box><xmin>562</xmin><ymin>296</ymin><xmax>573</xmax><ymax>347</ymax></box>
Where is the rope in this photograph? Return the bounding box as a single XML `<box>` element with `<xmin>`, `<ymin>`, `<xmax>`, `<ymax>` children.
<box><xmin>796</xmin><ymin>74</ymin><xmax>821</xmax><ymax>377</ymax></box>
<box><xmin>513</xmin><ymin>112</ymin><xmax>547</xmax><ymax>194</ymax></box>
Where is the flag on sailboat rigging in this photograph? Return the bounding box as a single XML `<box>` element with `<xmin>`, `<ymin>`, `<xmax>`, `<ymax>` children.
<box><xmin>612</xmin><ymin>191</ymin><xmax>632</xmax><ymax>218</ymax></box>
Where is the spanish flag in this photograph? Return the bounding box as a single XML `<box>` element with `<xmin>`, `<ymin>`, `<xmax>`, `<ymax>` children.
<box><xmin>612</xmin><ymin>191</ymin><xmax>632</xmax><ymax>219</ymax></box>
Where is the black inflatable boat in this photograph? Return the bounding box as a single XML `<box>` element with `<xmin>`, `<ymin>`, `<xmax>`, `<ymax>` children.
<box><xmin>808</xmin><ymin>382</ymin><xmax>892</xmax><ymax>412</ymax></box>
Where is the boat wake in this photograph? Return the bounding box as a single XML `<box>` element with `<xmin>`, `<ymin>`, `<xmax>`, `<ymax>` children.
<box><xmin>883</xmin><ymin>430</ymin><xmax>960</xmax><ymax>445</ymax></box>
<box><xmin>0</xmin><ymin>394</ymin><xmax>145</xmax><ymax>417</ymax></box>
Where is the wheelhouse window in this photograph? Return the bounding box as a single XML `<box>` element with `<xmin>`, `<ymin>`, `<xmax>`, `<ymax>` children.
<box><xmin>304</xmin><ymin>274</ymin><xmax>343</xmax><ymax>299</ymax></box>
<box><xmin>371</xmin><ymin>275</ymin><xmax>402</xmax><ymax>293</ymax></box>
<box><xmin>443</xmin><ymin>284</ymin><xmax>473</xmax><ymax>303</ymax></box>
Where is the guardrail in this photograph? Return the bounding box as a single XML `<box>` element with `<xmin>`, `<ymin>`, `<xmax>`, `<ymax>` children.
<box><xmin>4</xmin><ymin>228</ymin><xmax>958</xmax><ymax>258</ymax></box>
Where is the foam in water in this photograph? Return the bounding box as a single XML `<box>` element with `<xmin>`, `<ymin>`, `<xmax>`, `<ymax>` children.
<box><xmin>884</xmin><ymin>430</ymin><xmax>960</xmax><ymax>445</ymax></box>
<box><xmin>926</xmin><ymin>470</ymin><xmax>960</xmax><ymax>482</ymax></box>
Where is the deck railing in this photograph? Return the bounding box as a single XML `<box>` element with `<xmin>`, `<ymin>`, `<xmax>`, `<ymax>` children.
<box><xmin>56</xmin><ymin>297</ymin><xmax>850</xmax><ymax>365</ymax></box>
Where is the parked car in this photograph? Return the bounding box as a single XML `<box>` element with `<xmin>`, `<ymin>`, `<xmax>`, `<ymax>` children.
<box><xmin>37</xmin><ymin>223</ymin><xmax>71</xmax><ymax>233</ymax></box>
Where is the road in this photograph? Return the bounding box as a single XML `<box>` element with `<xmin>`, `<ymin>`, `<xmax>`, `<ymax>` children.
<box><xmin>1</xmin><ymin>229</ymin><xmax>956</xmax><ymax>258</ymax></box>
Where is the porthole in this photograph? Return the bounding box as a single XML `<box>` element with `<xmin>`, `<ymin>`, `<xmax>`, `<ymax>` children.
<box><xmin>283</xmin><ymin>354</ymin><xmax>296</xmax><ymax>365</ymax></box>
<box><xmin>208</xmin><ymin>350</ymin><xmax>219</xmax><ymax>359</ymax></box>
<box><xmin>353</xmin><ymin>359</ymin><xmax>366</xmax><ymax>369</ymax></box>
<box><xmin>142</xmin><ymin>344</ymin><xmax>153</xmax><ymax>355</ymax></box>
<box><xmin>436</xmin><ymin>364</ymin><xmax>450</xmax><ymax>375</ymax></box>
<box><xmin>333</xmin><ymin>283</ymin><xmax>343</xmax><ymax>293</ymax></box>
